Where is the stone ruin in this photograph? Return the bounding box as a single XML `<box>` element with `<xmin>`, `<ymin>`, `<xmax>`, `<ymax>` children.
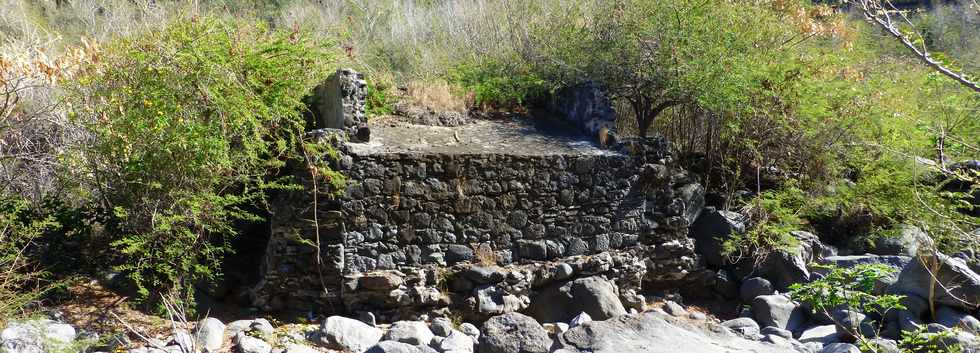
<box><xmin>251</xmin><ymin>69</ymin><xmax>707</xmax><ymax>321</ymax></box>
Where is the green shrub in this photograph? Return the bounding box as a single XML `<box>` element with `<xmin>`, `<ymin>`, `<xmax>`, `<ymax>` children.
<box><xmin>67</xmin><ymin>16</ymin><xmax>334</xmax><ymax>310</ymax></box>
<box><xmin>365</xmin><ymin>80</ymin><xmax>394</xmax><ymax>117</ymax></box>
<box><xmin>0</xmin><ymin>197</ymin><xmax>60</xmax><ymax>325</ymax></box>
<box><xmin>448</xmin><ymin>59</ymin><xmax>549</xmax><ymax>109</ymax></box>
<box><xmin>789</xmin><ymin>264</ymin><xmax>906</xmax><ymax>347</ymax></box>
<box><xmin>722</xmin><ymin>186</ymin><xmax>806</xmax><ymax>262</ymax></box>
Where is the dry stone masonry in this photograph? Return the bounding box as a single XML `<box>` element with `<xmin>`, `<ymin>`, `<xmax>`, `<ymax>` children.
<box><xmin>252</xmin><ymin>71</ymin><xmax>707</xmax><ymax>320</ymax></box>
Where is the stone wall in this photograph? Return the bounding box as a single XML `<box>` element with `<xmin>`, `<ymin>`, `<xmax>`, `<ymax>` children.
<box><xmin>252</xmin><ymin>132</ymin><xmax>706</xmax><ymax>318</ymax></box>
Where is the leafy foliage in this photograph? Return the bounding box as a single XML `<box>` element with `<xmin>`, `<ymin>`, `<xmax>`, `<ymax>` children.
<box><xmin>67</xmin><ymin>17</ymin><xmax>334</xmax><ymax>309</ymax></box>
<box><xmin>896</xmin><ymin>326</ymin><xmax>964</xmax><ymax>353</ymax></box>
<box><xmin>0</xmin><ymin>197</ymin><xmax>59</xmax><ymax>324</ymax></box>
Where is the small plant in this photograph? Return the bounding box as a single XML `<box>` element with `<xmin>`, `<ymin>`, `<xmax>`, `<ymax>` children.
<box><xmin>895</xmin><ymin>326</ymin><xmax>964</xmax><ymax>353</ymax></box>
<box><xmin>789</xmin><ymin>264</ymin><xmax>906</xmax><ymax>349</ymax></box>
<box><xmin>722</xmin><ymin>186</ymin><xmax>806</xmax><ymax>264</ymax></box>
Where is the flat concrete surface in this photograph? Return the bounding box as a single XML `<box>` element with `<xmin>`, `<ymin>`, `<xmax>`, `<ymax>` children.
<box><xmin>346</xmin><ymin>115</ymin><xmax>622</xmax><ymax>156</ymax></box>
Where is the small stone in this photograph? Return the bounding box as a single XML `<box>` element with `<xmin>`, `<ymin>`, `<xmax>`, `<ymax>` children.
<box><xmin>662</xmin><ymin>301</ymin><xmax>687</xmax><ymax>317</ymax></box>
<box><xmin>459</xmin><ymin>323</ymin><xmax>480</xmax><ymax>339</ymax></box>
<box><xmin>430</xmin><ymin>318</ymin><xmax>453</xmax><ymax>337</ymax></box>
<box><xmin>554</xmin><ymin>263</ymin><xmax>573</xmax><ymax>280</ymax></box>
<box><xmin>740</xmin><ymin>277</ymin><xmax>775</xmax><ymax>303</ymax></box>
<box><xmin>688</xmin><ymin>312</ymin><xmax>707</xmax><ymax>321</ymax></box>
<box><xmin>251</xmin><ymin>318</ymin><xmax>274</xmax><ymax>335</ymax></box>
<box><xmin>569</xmin><ymin>312</ymin><xmax>592</xmax><ymax>328</ymax></box>
<box><xmin>720</xmin><ymin>318</ymin><xmax>760</xmax><ymax>336</ymax></box>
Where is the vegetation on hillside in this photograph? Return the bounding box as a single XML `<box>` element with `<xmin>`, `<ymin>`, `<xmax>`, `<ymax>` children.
<box><xmin>0</xmin><ymin>0</ymin><xmax>977</xmax><ymax>316</ymax></box>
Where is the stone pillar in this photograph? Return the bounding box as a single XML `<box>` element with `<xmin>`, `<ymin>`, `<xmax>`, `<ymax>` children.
<box><xmin>315</xmin><ymin>68</ymin><xmax>369</xmax><ymax>141</ymax></box>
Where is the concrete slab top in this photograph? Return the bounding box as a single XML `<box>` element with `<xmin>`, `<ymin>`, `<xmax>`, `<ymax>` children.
<box><xmin>346</xmin><ymin>116</ymin><xmax>623</xmax><ymax>157</ymax></box>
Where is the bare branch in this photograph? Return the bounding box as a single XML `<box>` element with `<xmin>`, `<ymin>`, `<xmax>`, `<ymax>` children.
<box><xmin>856</xmin><ymin>0</ymin><xmax>980</xmax><ymax>93</ymax></box>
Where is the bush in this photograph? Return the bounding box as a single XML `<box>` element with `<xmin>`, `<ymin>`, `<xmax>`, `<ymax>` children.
<box><xmin>0</xmin><ymin>197</ymin><xmax>59</xmax><ymax>325</ymax></box>
<box><xmin>67</xmin><ymin>16</ymin><xmax>334</xmax><ymax>310</ymax></box>
<box><xmin>790</xmin><ymin>264</ymin><xmax>906</xmax><ymax>347</ymax></box>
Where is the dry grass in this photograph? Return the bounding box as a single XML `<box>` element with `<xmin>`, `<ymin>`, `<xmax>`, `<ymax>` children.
<box><xmin>405</xmin><ymin>79</ymin><xmax>467</xmax><ymax>113</ymax></box>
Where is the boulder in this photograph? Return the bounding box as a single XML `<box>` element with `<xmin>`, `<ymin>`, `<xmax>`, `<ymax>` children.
<box><xmin>318</xmin><ymin>316</ymin><xmax>384</xmax><ymax>353</ymax></box>
<box><xmin>384</xmin><ymin>321</ymin><xmax>435</xmax><ymax>346</ymax></box>
<box><xmin>871</xmin><ymin>225</ymin><xmax>931</xmax><ymax>257</ymax></box>
<box><xmin>283</xmin><ymin>344</ymin><xmax>319</xmax><ymax>353</ymax></box>
<box><xmin>866</xmin><ymin>339</ymin><xmax>900</xmax><ymax>353</ymax></box>
<box><xmin>662</xmin><ymin>301</ymin><xmax>687</xmax><ymax>317</ymax></box>
<box><xmin>760</xmin><ymin>326</ymin><xmax>792</xmax><ymax>340</ymax></box>
<box><xmin>793</xmin><ymin>230</ymin><xmax>837</xmax><ymax>262</ymax></box>
<box><xmin>752</xmin><ymin>295</ymin><xmax>807</xmax><ymax>332</ymax></box>
<box><xmin>819</xmin><ymin>255</ymin><xmax>911</xmax><ymax>293</ymax></box>
<box><xmin>478</xmin><ymin>313</ymin><xmax>551</xmax><ymax>353</ymax></box>
<box><xmin>475</xmin><ymin>285</ymin><xmax>525</xmax><ymax>315</ymax></box>
<box><xmin>459</xmin><ymin>323</ymin><xmax>480</xmax><ymax>339</ymax></box>
<box><xmin>798</xmin><ymin>325</ymin><xmax>839</xmax><ymax>346</ymax></box>
<box><xmin>1</xmin><ymin>319</ymin><xmax>76</xmax><ymax>353</ymax></box>
<box><xmin>890</xmin><ymin>253</ymin><xmax>980</xmax><ymax>311</ymax></box>
<box><xmin>752</xmin><ymin>249</ymin><xmax>811</xmax><ymax>291</ymax></box>
<box><xmin>250</xmin><ymin>319</ymin><xmax>274</xmax><ymax>335</ymax></box>
<box><xmin>366</xmin><ymin>341</ymin><xmax>422</xmax><ymax>353</ymax></box>
<box><xmin>832</xmin><ymin>310</ymin><xmax>875</xmax><ymax>340</ymax></box>
<box><xmin>227</xmin><ymin>320</ymin><xmax>254</xmax><ymax>337</ymax></box>
<box><xmin>235</xmin><ymin>333</ymin><xmax>272</xmax><ymax>353</ymax></box>
<box><xmin>720</xmin><ymin>318</ymin><xmax>760</xmax><ymax>336</ymax></box>
<box><xmin>688</xmin><ymin>209</ymin><xmax>745</xmax><ymax>267</ymax></box>
<box><xmin>819</xmin><ymin>343</ymin><xmax>860</xmax><ymax>353</ymax></box>
<box><xmin>568</xmin><ymin>312</ymin><xmax>592</xmax><ymax>328</ymax></box>
<box><xmin>430</xmin><ymin>318</ymin><xmax>453</xmax><ymax>337</ymax></box>
<box><xmin>195</xmin><ymin>318</ymin><xmax>225</xmax><ymax>353</ymax></box>
<box><xmin>527</xmin><ymin>276</ymin><xmax>626</xmax><ymax>323</ymax></box>
<box><xmin>740</xmin><ymin>277</ymin><xmax>775</xmax><ymax>303</ymax></box>
<box><xmin>936</xmin><ymin>306</ymin><xmax>980</xmax><ymax>332</ymax></box>
<box><xmin>555</xmin><ymin>311</ymin><xmax>807</xmax><ymax>353</ymax></box>
<box><xmin>440</xmin><ymin>330</ymin><xmax>475</xmax><ymax>353</ymax></box>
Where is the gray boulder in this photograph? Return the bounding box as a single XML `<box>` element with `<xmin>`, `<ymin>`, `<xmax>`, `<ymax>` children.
<box><xmin>366</xmin><ymin>341</ymin><xmax>423</xmax><ymax>353</ymax></box>
<box><xmin>663</xmin><ymin>301</ymin><xmax>687</xmax><ymax>317</ymax></box>
<box><xmin>761</xmin><ymin>326</ymin><xmax>793</xmax><ymax>339</ymax></box>
<box><xmin>832</xmin><ymin>310</ymin><xmax>875</xmax><ymax>340</ymax></box>
<box><xmin>819</xmin><ymin>343</ymin><xmax>860</xmax><ymax>353</ymax></box>
<box><xmin>459</xmin><ymin>323</ymin><xmax>480</xmax><ymax>339</ymax></box>
<box><xmin>820</xmin><ymin>255</ymin><xmax>911</xmax><ymax>292</ymax></box>
<box><xmin>478</xmin><ymin>313</ymin><xmax>551</xmax><ymax>353</ymax></box>
<box><xmin>689</xmin><ymin>209</ymin><xmax>746</xmax><ymax>267</ymax></box>
<box><xmin>440</xmin><ymin>330</ymin><xmax>475</xmax><ymax>353</ymax></box>
<box><xmin>250</xmin><ymin>319</ymin><xmax>274</xmax><ymax>335</ymax></box>
<box><xmin>430</xmin><ymin>318</ymin><xmax>453</xmax><ymax>337</ymax></box>
<box><xmin>235</xmin><ymin>333</ymin><xmax>272</xmax><ymax>353</ymax></box>
<box><xmin>283</xmin><ymin>344</ymin><xmax>319</xmax><ymax>353</ymax></box>
<box><xmin>1</xmin><ymin>319</ymin><xmax>76</xmax><ymax>353</ymax></box>
<box><xmin>753</xmin><ymin>249</ymin><xmax>811</xmax><ymax>291</ymax></box>
<box><xmin>871</xmin><ymin>225</ymin><xmax>931</xmax><ymax>257</ymax></box>
<box><xmin>195</xmin><ymin>318</ymin><xmax>225</xmax><ymax>353</ymax></box>
<box><xmin>720</xmin><ymin>318</ymin><xmax>760</xmax><ymax>336</ymax></box>
<box><xmin>475</xmin><ymin>285</ymin><xmax>525</xmax><ymax>315</ymax></box>
<box><xmin>555</xmin><ymin>311</ymin><xmax>807</xmax><ymax>353</ymax></box>
<box><xmin>318</xmin><ymin>316</ymin><xmax>384</xmax><ymax>353</ymax></box>
<box><xmin>384</xmin><ymin>321</ymin><xmax>435</xmax><ymax>346</ymax></box>
<box><xmin>798</xmin><ymin>325</ymin><xmax>839</xmax><ymax>346</ymax></box>
<box><xmin>890</xmin><ymin>253</ymin><xmax>980</xmax><ymax>311</ymax></box>
<box><xmin>527</xmin><ymin>276</ymin><xmax>626</xmax><ymax>323</ymax></box>
<box><xmin>936</xmin><ymin>306</ymin><xmax>980</xmax><ymax>332</ymax></box>
<box><xmin>568</xmin><ymin>312</ymin><xmax>592</xmax><ymax>328</ymax></box>
<box><xmin>752</xmin><ymin>295</ymin><xmax>807</xmax><ymax>332</ymax></box>
<box><xmin>740</xmin><ymin>277</ymin><xmax>775</xmax><ymax>303</ymax></box>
